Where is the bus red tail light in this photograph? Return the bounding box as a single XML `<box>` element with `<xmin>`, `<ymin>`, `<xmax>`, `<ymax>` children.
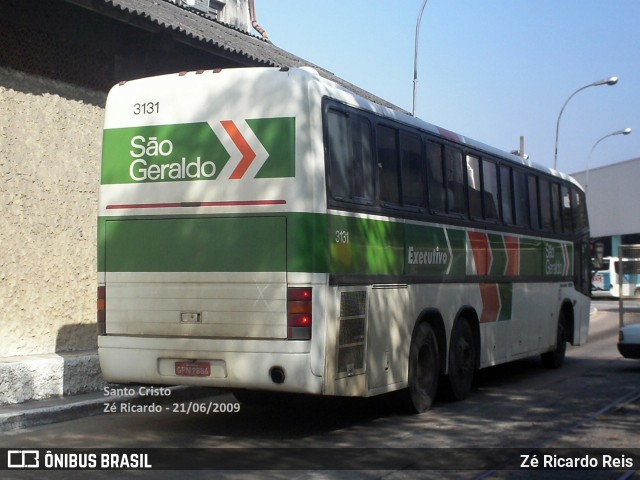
<box><xmin>97</xmin><ymin>286</ymin><xmax>106</xmax><ymax>335</ymax></box>
<box><xmin>287</xmin><ymin>287</ymin><xmax>312</xmax><ymax>340</ymax></box>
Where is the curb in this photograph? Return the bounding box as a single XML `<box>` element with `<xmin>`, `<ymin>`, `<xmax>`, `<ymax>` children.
<box><xmin>0</xmin><ymin>386</ymin><xmax>216</xmax><ymax>432</ymax></box>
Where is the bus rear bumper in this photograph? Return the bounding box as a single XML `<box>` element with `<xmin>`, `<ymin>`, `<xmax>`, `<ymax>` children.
<box><xmin>98</xmin><ymin>335</ymin><xmax>323</xmax><ymax>395</ymax></box>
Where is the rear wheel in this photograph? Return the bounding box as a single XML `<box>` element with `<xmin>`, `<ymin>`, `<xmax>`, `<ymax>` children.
<box><xmin>401</xmin><ymin>322</ymin><xmax>440</xmax><ymax>413</ymax></box>
<box><xmin>541</xmin><ymin>313</ymin><xmax>567</xmax><ymax>369</ymax></box>
<box><xmin>446</xmin><ymin>318</ymin><xmax>477</xmax><ymax>401</ymax></box>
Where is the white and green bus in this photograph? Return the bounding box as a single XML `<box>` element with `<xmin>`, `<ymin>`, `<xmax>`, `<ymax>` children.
<box><xmin>97</xmin><ymin>66</ymin><xmax>591</xmax><ymax>412</ymax></box>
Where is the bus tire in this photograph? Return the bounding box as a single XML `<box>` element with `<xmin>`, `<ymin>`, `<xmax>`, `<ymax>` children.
<box><xmin>541</xmin><ymin>312</ymin><xmax>567</xmax><ymax>369</ymax></box>
<box><xmin>401</xmin><ymin>322</ymin><xmax>440</xmax><ymax>413</ymax></box>
<box><xmin>446</xmin><ymin>318</ymin><xmax>476</xmax><ymax>401</ymax></box>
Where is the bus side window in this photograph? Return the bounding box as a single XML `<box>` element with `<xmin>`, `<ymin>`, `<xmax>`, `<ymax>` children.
<box><xmin>500</xmin><ymin>165</ymin><xmax>514</xmax><ymax>224</ymax></box>
<box><xmin>326</xmin><ymin>109</ymin><xmax>374</xmax><ymax>204</ymax></box>
<box><xmin>427</xmin><ymin>141</ymin><xmax>445</xmax><ymax>212</ymax></box>
<box><xmin>528</xmin><ymin>174</ymin><xmax>540</xmax><ymax>229</ymax></box>
<box><xmin>513</xmin><ymin>170</ymin><xmax>528</xmax><ymax>227</ymax></box>
<box><xmin>326</xmin><ymin>110</ymin><xmax>350</xmax><ymax>200</ymax></box>
<box><xmin>539</xmin><ymin>178</ymin><xmax>552</xmax><ymax>231</ymax></box>
<box><xmin>466</xmin><ymin>154</ymin><xmax>482</xmax><ymax>218</ymax></box>
<box><xmin>572</xmin><ymin>188</ymin><xmax>588</xmax><ymax>231</ymax></box>
<box><xmin>551</xmin><ymin>182</ymin><xmax>562</xmax><ymax>232</ymax></box>
<box><xmin>561</xmin><ymin>185</ymin><xmax>573</xmax><ymax>232</ymax></box>
<box><xmin>377</xmin><ymin>125</ymin><xmax>400</xmax><ymax>205</ymax></box>
<box><xmin>445</xmin><ymin>146</ymin><xmax>466</xmax><ymax>215</ymax></box>
<box><xmin>400</xmin><ymin>132</ymin><xmax>425</xmax><ymax>208</ymax></box>
<box><xmin>352</xmin><ymin>116</ymin><xmax>374</xmax><ymax>203</ymax></box>
<box><xmin>482</xmin><ymin>159</ymin><xmax>499</xmax><ymax>221</ymax></box>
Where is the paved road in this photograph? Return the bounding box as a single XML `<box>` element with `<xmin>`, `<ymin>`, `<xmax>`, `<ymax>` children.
<box><xmin>1</xmin><ymin>300</ymin><xmax>639</xmax><ymax>479</ymax></box>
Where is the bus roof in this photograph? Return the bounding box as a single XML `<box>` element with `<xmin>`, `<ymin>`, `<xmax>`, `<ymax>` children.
<box><xmin>109</xmin><ymin>66</ymin><xmax>583</xmax><ymax>191</ymax></box>
<box><xmin>295</xmin><ymin>66</ymin><xmax>583</xmax><ymax>191</ymax></box>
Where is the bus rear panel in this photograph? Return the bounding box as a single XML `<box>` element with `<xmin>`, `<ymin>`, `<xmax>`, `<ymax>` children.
<box><xmin>98</xmin><ymin>67</ymin><xmax>326</xmax><ymax>394</ymax></box>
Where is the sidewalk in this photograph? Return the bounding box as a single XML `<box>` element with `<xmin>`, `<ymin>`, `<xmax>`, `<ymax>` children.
<box><xmin>0</xmin><ymin>302</ymin><xmax>619</xmax><ymax>434</ymax></box>
<box><xmin>0</xmin><ymin>386</ymin><xmax>215</xmax><ymax>432</ymax></box>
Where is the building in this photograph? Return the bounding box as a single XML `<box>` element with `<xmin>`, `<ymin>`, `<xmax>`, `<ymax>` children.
<box><xmin>571</xmin><ymin>157</ymin><xmax>640</xmax><ymax>263</ymax></box>
<box><xmin>0</xmin><ymin>0</ymin><xmax>399</xmax><ymax>405</ymax></box>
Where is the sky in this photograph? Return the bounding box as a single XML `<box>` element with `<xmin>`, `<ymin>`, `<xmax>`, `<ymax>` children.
<box><xmin>258</xmin><ymin>0</ymin><xmax>639</xmax><ymax>176</ymax></box>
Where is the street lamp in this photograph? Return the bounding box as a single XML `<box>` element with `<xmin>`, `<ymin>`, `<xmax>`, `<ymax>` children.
<box><xmin>553</xmin><ymin>76</ymin><xmax>619</xmax><ymax>170</ymax></box>
<box><xmin>412</xmin><ymin>0</ymin><xmax>429</xmax><ymax>117</ymax></box>
<box><xmin>585</xmin><ymin>127</ymin><xmax>632</xmax><ymax>192</ymax></box>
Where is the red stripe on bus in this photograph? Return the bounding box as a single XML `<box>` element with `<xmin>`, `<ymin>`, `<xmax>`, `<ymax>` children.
<box><xmin>220</xmin><ymin>120</ymin><xmax>257</xmax><ymax>180</ymax></box>
<box><xmin>479</xmin><ymin>283</ymin><xmax>501</xmax><ymax>323</ymax></box>
<box><xmin>468</xmin><ymin>231</ymin><xmax>492</xmax><ymax>276</ymax></box>
<box><xmin>504</xmin><ymin>236</ymin><xmax>520</xmax><ymax>276</ymax></box>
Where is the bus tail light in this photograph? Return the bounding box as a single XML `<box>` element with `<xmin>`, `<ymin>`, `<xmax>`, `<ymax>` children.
<box><xmin>287</xmin><ymin>287</ymin><xmax>312</xmax><ymax>340</ymax></box>
<box><xmin>97</xmin><ymin>286</ymin><xmax>106</xmax><ymax>335</ymax></box>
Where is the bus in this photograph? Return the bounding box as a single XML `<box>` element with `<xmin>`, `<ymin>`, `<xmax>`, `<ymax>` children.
<box><xmin>97</xmin><ymin>66</ymin><xmax>591</xmax><ymax>413</ymax></box>
<box><xmin>592</xmin><ymin>256</ymin><xmax>640</xmax><ymax>298</ymax></box>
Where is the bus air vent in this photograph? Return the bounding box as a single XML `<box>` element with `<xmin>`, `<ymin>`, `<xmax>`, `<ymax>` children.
<box><xmin>337</xmin><ymin>291</ymin><xmax>367</xmax><ymax>377</ymax></box>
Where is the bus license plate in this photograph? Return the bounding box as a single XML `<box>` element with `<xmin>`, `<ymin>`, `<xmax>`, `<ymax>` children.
<box><xmin>175</xmin><ymin>361</ymin><xmax>211</xmax><ymax>377</ymax></box>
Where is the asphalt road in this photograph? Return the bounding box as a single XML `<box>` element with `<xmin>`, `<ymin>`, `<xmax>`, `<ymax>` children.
<box><xmin>1</xmin><ymin>300</ymin><xmax>639</xmax><ymax>479</ymax></box>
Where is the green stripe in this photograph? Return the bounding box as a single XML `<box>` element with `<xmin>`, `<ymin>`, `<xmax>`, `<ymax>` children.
<box><xmin>447</xmin><ymin>229</ymin><xmax>468</xmax><ymax>276</ymax></box>
<box><xmin>98</xmin><ymin>213</ymin><xmax>573</xmax><ymax>278</ymax></box>
<box><xmin>101</xmin><ymin>118</ymin><xmax>296</xmax><ymax>185</ymax></box>
<box><xmin>519</xmin><ymin>238</ymin><xmax>543</xmax><ymax>276</ymax></box>
<box><xmin>103</xmin><ymin>216</ymin><xmax>286</xmax><ymax>272</ymax></box>
<box><xmin>498</xmin><ymin>284</ymin><xmax>513</xmax><ymax>321</ymax></box>
<box><xmin>101</xmin><ymin>124</ymin><xmax>229</xmax><ymax>185</ymax></box>
<box><xmin>98</xmin><ymin>213</ymin><xmax>329</xmax><ymax>274</ymax></box>
<box><xmin>248</xmin><ymin>118</ymin><xmax>296</xmax><ymax>178</ymax></box>
<box><xmin>328</xmin><ymin>215</ymin><xmax>404</xmax><ymax>275</ymax></box>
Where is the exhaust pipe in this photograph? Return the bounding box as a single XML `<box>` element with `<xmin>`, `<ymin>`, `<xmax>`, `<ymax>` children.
<box><xmin>269</xmin><ymin>366</ymin><xmax>285</xmax><ymax>384</ymax></box>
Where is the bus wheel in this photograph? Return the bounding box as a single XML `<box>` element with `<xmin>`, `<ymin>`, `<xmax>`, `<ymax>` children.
<box><xmin>541</xmin><ymin>313</ymin><xmax>567</xmax><ymax>369</ymax></box>
<box><xmin>402</xmin><ymin>322</ymin><xmax>440</xmax><ymax>413</ymax></box>
<box><xmin>446</xmin><ymin>318</ymin><xmax>476</xmax><ymax>401</ymax></box>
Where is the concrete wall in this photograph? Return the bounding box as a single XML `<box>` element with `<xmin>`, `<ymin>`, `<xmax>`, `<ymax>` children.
<box><xmin>0</xmin><ymin>66</ymin><xmax>106</xmax><ymax>403</ymax></box>
<box><xmin>572</xmin><ymin>157</ymin><xmax>640</xmax><ymax>238</ymax></box>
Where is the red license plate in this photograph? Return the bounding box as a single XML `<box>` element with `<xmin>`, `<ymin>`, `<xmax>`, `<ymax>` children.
<box><xmin>175</xmin><ymin>361</ymin><xmax>211</xmax><ymax>377</ymax></box>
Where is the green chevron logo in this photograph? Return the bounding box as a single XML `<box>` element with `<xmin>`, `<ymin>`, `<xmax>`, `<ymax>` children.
<box><xmin>101</xmin><ymin>118</ymin><xmax>295</xmax><ymax>184</ymax></box>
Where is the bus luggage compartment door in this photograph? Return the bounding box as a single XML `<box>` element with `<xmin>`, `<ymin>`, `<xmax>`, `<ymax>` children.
<box><xmin>103</xmin><ymin>216</ymin><xmax>287</xmax><ymax>339</ymax></box>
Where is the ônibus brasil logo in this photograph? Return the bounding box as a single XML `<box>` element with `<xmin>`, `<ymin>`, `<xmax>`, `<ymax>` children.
<box><xmin>101</xmin><ymin>117</ymin><xmax>295</xmax><ymax>185</ymax></box>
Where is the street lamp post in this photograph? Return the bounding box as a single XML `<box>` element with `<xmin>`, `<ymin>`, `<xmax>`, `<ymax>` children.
<box><xmin>553</xmin><ymin>76</ymin><xmax>619</xmax><ymax>170</ymax></box>
<box><xmin>585</xmin><ymin>127</ymin><xmax>632</xmax><ymax>192</ymax></box>
<box><xmin>412</xmin><ymin>0</ymin><xmax>429</xmax><ymax>117</ymax></box>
